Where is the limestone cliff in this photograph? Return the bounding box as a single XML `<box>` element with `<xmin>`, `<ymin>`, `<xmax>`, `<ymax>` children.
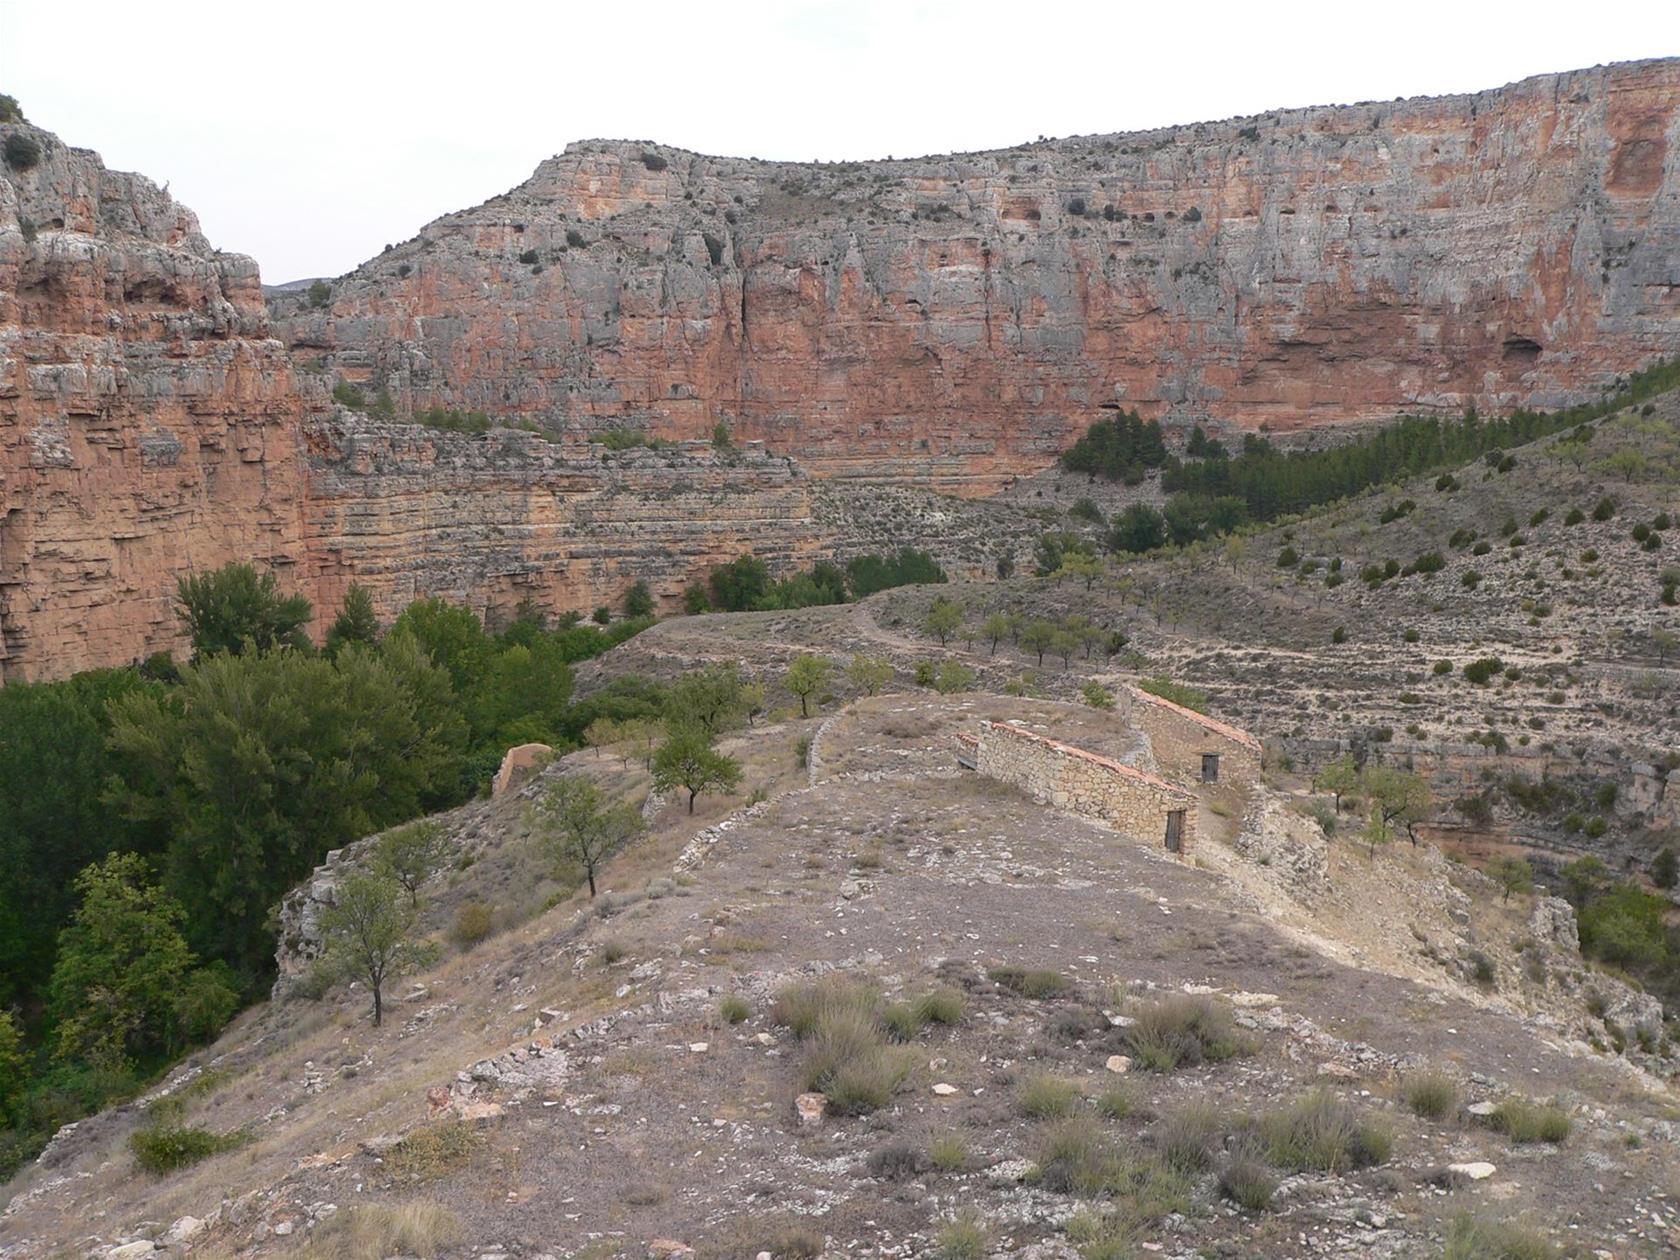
<box><xmin>0</xmin><ymin>120</ymin><xmax>319</xmax><ymax>682</ymax></box>
<box><xmin>276</xmin><ymin>59</ymin><xmax>1680</xmax><ymax>493</ymax></box>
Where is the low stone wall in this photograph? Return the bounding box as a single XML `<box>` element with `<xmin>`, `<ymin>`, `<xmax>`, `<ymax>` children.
<box><xmin>1127</xmin><ymin>687</ymin><xmax>1262</xmax><ymax>790</ymax></box>
<box><xmin>971</xmin><ymin>720</ymin><xmax>1198</xmax><ymax>856</ymax></box>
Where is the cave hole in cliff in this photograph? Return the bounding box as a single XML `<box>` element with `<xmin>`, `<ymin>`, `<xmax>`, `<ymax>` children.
<box><xmin>1502</xmin><ymin>336</ymin><xmax>1543</xmax><ymax>366</ymax></box>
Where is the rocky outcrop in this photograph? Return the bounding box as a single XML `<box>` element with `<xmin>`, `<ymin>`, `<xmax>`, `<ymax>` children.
<box><xmin>0</xmin><ymin>120</ymin><xmax>320</xmax><ymax>681</ymax></box>
<box><xmin>276</xmin><ymin>59</ymin><xmax>1680</xmax><ymax>493</ymax></box>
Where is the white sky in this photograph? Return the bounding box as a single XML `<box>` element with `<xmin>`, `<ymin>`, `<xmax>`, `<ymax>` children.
<box><xmin>2</xmin><ymin>0</ymin><xmax>1675</xmax><ymax>282</ymax></box>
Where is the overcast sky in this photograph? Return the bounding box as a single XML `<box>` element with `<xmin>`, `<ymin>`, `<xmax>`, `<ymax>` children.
<box><xmin>3</xmin><ymin>0</ymin><xmax>1675</xmax><ymax>282</ymax></box>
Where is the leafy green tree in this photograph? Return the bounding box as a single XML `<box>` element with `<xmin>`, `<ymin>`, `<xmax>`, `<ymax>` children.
<box><xmin>1559</xmin><ymin>856</ymin><xmax>1611</xmax><ymax>909</ymax></box>
<box><xmin>932</xmin><ymin>659</ymin><xmax>976</xmax><ymax>695</ymax></box>
<box><xmin>981</xmin><ymin>614</ymin><xmax>1011</xmax><ymax>655</ymax></box>
<box><xmin>1082</xmin><ymin>682</ymin><xmax>1115</xmax><ymax>710</ymax></box>
<box><xmin>1020</xmin><ymin>619</ymin><xmax>1055</xmax><ymax>665</ymax></box>
<box><xmin>109</xmin><ymin>648</ymin><xmax>455</xmax><ymax>973</ymax></box>
<box><xmin>844</xmin><ymin>549</ymin><xmax>947</xmax><ymax>597</ymax></box>
<box><xmin>784</xmin><ymin>655</ymin><xmax>834</xmax><ymax>718</ymax></box>
<box><xmin>1049</xmin><ymin>628</ymin><xmax>1078</xmax><ymax>669</ymax></box>
<box><xmin>1313</xmin><ymin>755</ymin><xmax>1360</xmax><ymax>814</ymax></box>
<box><xmin>532</xmin><ymin>776</ymin><xmax>643</xmax><ymax>898</ymax></box>
<box><xmin>1109</xmin><ymin>505</ymin><xmax>1167</xmax><ymax>554</ymax></box>
<box><xmin>1361</xmin><ymin>766</ymin><xmax>1432</xmax><ymax>845</ymax></box>
<box><xmin>0</xmin><ymin>669</ymin><xmax>160</xmax><ymax>1009</ymax></box>
<box><xmin>466</xmin><ymin>638</ymin><xmax>575</xmax><ymax>748</ymax></box>
<box><xmin>624</xmin><ymin>580</ymin><xmax>656</xmax><ymax>618</ymax></box>
<box><xmin>709</xmin><ymin>554</ymin><xmax>772</xmax><ymax>611</ymax></box>
<box><xmin>1578</xmin><ymin>883</ymin><xmax>1668</xmax><ymax>969</ymax></box>
<box><xmin>376</xmin><ymin>820</ymin><xmax>449</xmax><ymax>907</ymax></box>
<box><xmin>846</xmin><ymin>654</ymin><xmax>893</xmax><ymax>697</ymax></box>
<box><xmin>924</xmin><ymin>597</ymin><xmax>962</xmax><ymax>647</ymax></box>
<box><xmin>175</xmin><ymin>563</ymin><xmax>312</xmax><ymax>659</ymax></box>
<box><xmin>1054</xmin><ymin>553</ymin><xmax>1103</xmax><ymax>589</ymax></box>
<box><xmin>665</xmin><ymin>662</ymin><xmax>750</xmax><ymax>735</ymax></box>
<box><xmin>1596</xmin><ymin>447</ymin><xmax>1648</xmax><ymax>483</ymax></box>
<box><xmin>317</xmin><ymin>868</ymin><xmax>432</xmax><ymax>1026</ymax></box>
<box><xmin>1034</xmin><ymin>531</ymin><xmax>1093</xmax><ymax>576</ymax></box>
<box><xmin>653</xmin><ymin>727</ymin><xmax>743</xmax><ymax>814</ymax></box>
<box><xmin>48</xmin><ymin>854</ymin><xmax>198</xmax><ymax>1066</ymax></box>
<box><xmin>324</xmin><ymin>583</ymin><xmax>380</xmax><ymax>656</ymax></box>
<box><xmin>0</xmin><ymin>1011</ymin><xmax>23</xmax><ymax>1118</ymax></box>
<box><xmin>1488</xmin><ymin>855</ymin><xmax>1534</xmax><ymax>903</ymax></box>
<box><xmin>388</xmin><ymin>598</ymin><xmax>493</xmax><ymax>693</ymax></box>
<box><xmin>1059</xmin><ymin>410</ymin><xmax>1168</xmax><ymax>481</ymax></box>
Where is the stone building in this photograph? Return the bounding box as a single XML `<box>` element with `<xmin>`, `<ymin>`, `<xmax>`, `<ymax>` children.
<box><xmin>1126</xmin><ymin>686</ymin><xmax>1262</xmax><ymax>791</ymax></box>
<box><xmin>962</xmin><ymin>720</ymin><xmax>1201</xmax><ymax>856</ymax></box>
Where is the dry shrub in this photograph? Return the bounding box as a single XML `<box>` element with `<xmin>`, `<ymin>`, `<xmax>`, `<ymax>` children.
<box><xmin>300</xmin><ymin>1202</ymin><xmax>461</xmax><ymax>1260</ymax></box>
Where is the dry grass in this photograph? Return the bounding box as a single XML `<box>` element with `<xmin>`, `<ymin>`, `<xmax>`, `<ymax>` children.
<box><xmin>299</xmin><ymin>1202</ymin><xmax>461</xmax><ymax>1259</ymax></box>
<box><xmin>1125</xmin><ymin>995</ymin><xmax>1252</xmax><ymax>1071</ymax></box>
<box><xmin>1486</xmin><ymin>1097</ymin><xmax>1572</xmax><ymax>1144</ymax></box>
<box><xmin>1442</xmin><ymin>1213</ymin><xmax>1561</xmax><ymax>1260</ymax></box>
<box><xmin>1402</xmin><ymin>1070</ymin><xmax>1459</xmax><ymax>1120</ymax></box>
<box><xmin>1258</xmin><ymin>1089</ymin><xmax>1393</xmax><ymax>1172</ymax></box>
<box><xmin>382</xmin><ymin>1120</ymin><xmax>482</xmax><ymax>1181</ymax></box>
<box><xmin>1017</xmin><ymin>1073</ymin><xmax>1082</xmax><ymax>1119</ymax></box>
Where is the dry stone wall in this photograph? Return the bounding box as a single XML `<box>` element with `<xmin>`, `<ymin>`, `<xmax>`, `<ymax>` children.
<box><xmin>973</xmin><ymin>719</ymin><xmax>1199</xmax><ymax>855</ymax></box>
<box><xmin>1126</xmin><ymin>686</ymin><xmax>1262</xmax><ymax>790</ymax></box>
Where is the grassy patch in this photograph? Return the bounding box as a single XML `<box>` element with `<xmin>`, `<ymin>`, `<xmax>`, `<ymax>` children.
<box><xmin>1152</xmin><ymin>1101</ymin><xmax>1227</xmax><ymax>1172</ymax></box>
<box><xmin>1125</xmin><ymin>995</ymin><xmax>1252</xmax><ymax>1070</ymax></box>
<box><xmin>300</xmin><ymin>1202</ymin><xmax>462</xmax><ymax>1260</ymax></box>
<box><xmin>937</xmin><ymin>1213</ymin><xmax>990</xmax><ymax>1260</ymax></box>
<box><xmin>1442</xmin><ymin>1214</ymin><xmax>1561</xmax><ymax>1260</ymax></box>
<box><xmin>1486</xmin><ymin>1097</ymin><xmax>1571</xmax><ymax>1144</ymax></box>
<box><xmin>777</xmin><ymin>977</ymin><xmax>914</xmax><ymax>1115</ymax></box>
<box><xmin>718</xmin><ymin>994</ymin><xmax>752</xmax><ymax>1024</ymax></box>
<box><xmin>1096</xmin><ymin>1083</ymin><xmax>1138</xmax><ymax>1120</ymax></box>
<box><xmin>1259</xmin><ymin>1089</ymin><xmax>1392</xmax><ymax>1172</ymax></box>
<box><xmin>988</xmin><ymin>965</ymin><xmax>1073</xmax><ymax>999</ymax></box>
<box><xmin>1018</xmin><ymin>1073</ymin><xmax>1081</xmax><ymax>1119</ymax></box>
<box><xmin>1217</xmin><ymin>1144</ymin><xmax>1278</xmax><ymax>1212</ymax></box>
<box><xmin>383</xmin><ymin>1120</ymin><xmax>482</xmax><ymax>1180</ymax></box>
<box><xmin>928</xmin><ymin>1132</ymin><xmax>969</xmax><ymax>1172</ymax></box>
<box><xmin>1402</xmin><ymin>1070</ymin><xmax>1458</xmax><ymax>1121</ymax></box>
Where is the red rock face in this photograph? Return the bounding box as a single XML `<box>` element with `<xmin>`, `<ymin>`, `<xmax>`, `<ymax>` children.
<box><xmin>0</xmin><ymin>128</ymin><xmax>318</xmax><ymax>682</ymax></box>
<box><xmin>277</xmin><ymin>60</ymin><xmax>1680</xmax><ymax>494</ymax></box>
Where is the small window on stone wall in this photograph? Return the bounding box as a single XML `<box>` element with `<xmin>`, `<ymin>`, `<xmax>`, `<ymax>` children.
<box><xmin>1201</xmin><ymin>753</ymin><xmax>1220</xmax><ymax>783</ymax></box>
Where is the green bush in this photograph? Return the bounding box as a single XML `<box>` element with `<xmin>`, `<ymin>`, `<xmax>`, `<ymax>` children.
<box><xmin>449</xmin><ymin>900</ymin><xmax>495</xmax><ymax>949</ymax></box>
<box><xmin>1152</xmin><ymin>1102</ymin><xmax>1227</xmax><ymax>1172</ymax></box>
<box><xmin>1217</xmin><ymin>1145</ymin><xmax>1277</xmax><ymax>1211</ymax></box>
<box><xmin>928</xmin><ymin>1132</ymin><xmax>969</xmax><ymax>1171</ymax></box>
<box><xmin>1592</xmin><ymin>496</ymin><xmax>1616</xmax><ymax>521</ymax></box>
<box><xmin>4</xmin><ymin>133</ymin><xmax>42</xmax><ymax>170</ymax></box>
<box><xmin>1462</xmin><ymin>657</ymin><xmax>1503</xmax><ymax>685</ymax></box>
<box><xmin>1137</xmin><ymin>676</ymin><xmax>1208</xmax><ymax>714</ymax></box>
<box><xmin>130</xmin><ymin>1124</ymin><xmax>239</xmax><ymax>1173</ymax></box>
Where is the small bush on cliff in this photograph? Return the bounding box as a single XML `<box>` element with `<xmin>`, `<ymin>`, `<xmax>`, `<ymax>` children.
<box><xmin>639</xmin><ymin>151</ymin><xmax>668</xmax><ymax>171</ymax></box>
<box><xmin>307</xmin><ymin>280</ymin><xmax>332</xmax><ymax>308</ymax></box>
<box><xmin>0</xmin><ymin>95</ymin><xmax>24</xmax><ymax>124</ymax></box>
<box><xmin>4</xmin><ymin>133</ymin><xmax>41</xmax><ymax>170</ymax></box>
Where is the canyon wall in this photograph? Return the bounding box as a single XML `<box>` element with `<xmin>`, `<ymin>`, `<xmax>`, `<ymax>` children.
<box><xmin>0</xmin><ymin>122</ymin><xmax>318</xmax><ymax>682</ymax></box>
<box><xmin>276</xmin><ymin>59</ymin><xmax>1680</xmax><ymax>493</ymax></box>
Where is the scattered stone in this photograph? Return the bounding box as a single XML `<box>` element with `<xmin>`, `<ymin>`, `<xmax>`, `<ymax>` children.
<box><xmin>1105</xmin><ymin>1055</ymin><xmax>1132</xmax><ymax>1074</ymax></box>
<box><xmin>458</xmin><ymin>1101</ymin><xmax>504</xmax><ymax>1124</ymax></box>
<box><xmin>1466</xmin><ymin>1101</ymin><xmax>1499</xmax><ymax>1117</ymax></box>
<box><xmin>688</xmin><ymin>1042</ymin><xmax>709</xmax><ymax>1053</ymax></box>
<box><xmin>1318</xmin><ymin>1062</ymin><xmax>1358</xmax><ymax>1080</ymax></box>
<box><xmin>106</xmin><ymin>1244</ymin><xmax>157</xmax><ymax>1260</ymax></box>
<box><xmin>1448</xmin><ymin>1161</ymin><xmax>1497</xmax><ymax>1181</ymax></box>
<box><xmin>359</xmin><ymin>1134</ymin><xmax>401</xmax><ymax>1157</ymax></box>
<box><xmin>932</xmin><ymin>1082</ymin><xmax>960</xmax><ymax>1096</ymax></box>
<box><xmin>647</xmin><ymin>1240</ymin><xmax>696</xmax><ymax>1260</ymax></box>
<box><xmin>162</xmin><ymin>1218</ymin><xmax>203</xmax><ymax>1246</ymax></box>
<box><xmin>425</xmin><ymin>1085</ymin><xmax>452</xmax><ymax>1114</ymax></box>
<box><xmin>795</xmin><ymin>1092</ymin><xmax>827</xmax><ymax>1128</ymax></box>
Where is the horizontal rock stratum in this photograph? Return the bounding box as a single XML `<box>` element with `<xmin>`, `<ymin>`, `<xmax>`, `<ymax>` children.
<box><xmin>277</xmin><ymin>59</ymin><xmax>1680</xmax><ymax>490</ymax></box>
<box><xmin>4</xmin><ymin>59</ymin><xmax>1680</xmax><ymax>680</ymax></box>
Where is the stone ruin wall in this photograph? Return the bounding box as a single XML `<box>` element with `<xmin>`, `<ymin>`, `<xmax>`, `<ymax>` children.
<box><xmin>1125</xmin><ymin>686</ymin><xmax>1263</xmax><ymax>790</ymax></box>
<box><xmin>973</xmin><ymin>719</ymin><xmax>1200</xmax><ymax>855</ymax></box>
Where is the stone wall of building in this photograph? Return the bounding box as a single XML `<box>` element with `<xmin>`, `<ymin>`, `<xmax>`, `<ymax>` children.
<box><xmin>1126</xmin><ymin>687</ymin><xmax>1262</xmax><ymax>791</ymax></box>
<box><xmin>972</xmin><ymin>719</ymin><xmax>1199</xmax><ymax>856</ymax></box>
